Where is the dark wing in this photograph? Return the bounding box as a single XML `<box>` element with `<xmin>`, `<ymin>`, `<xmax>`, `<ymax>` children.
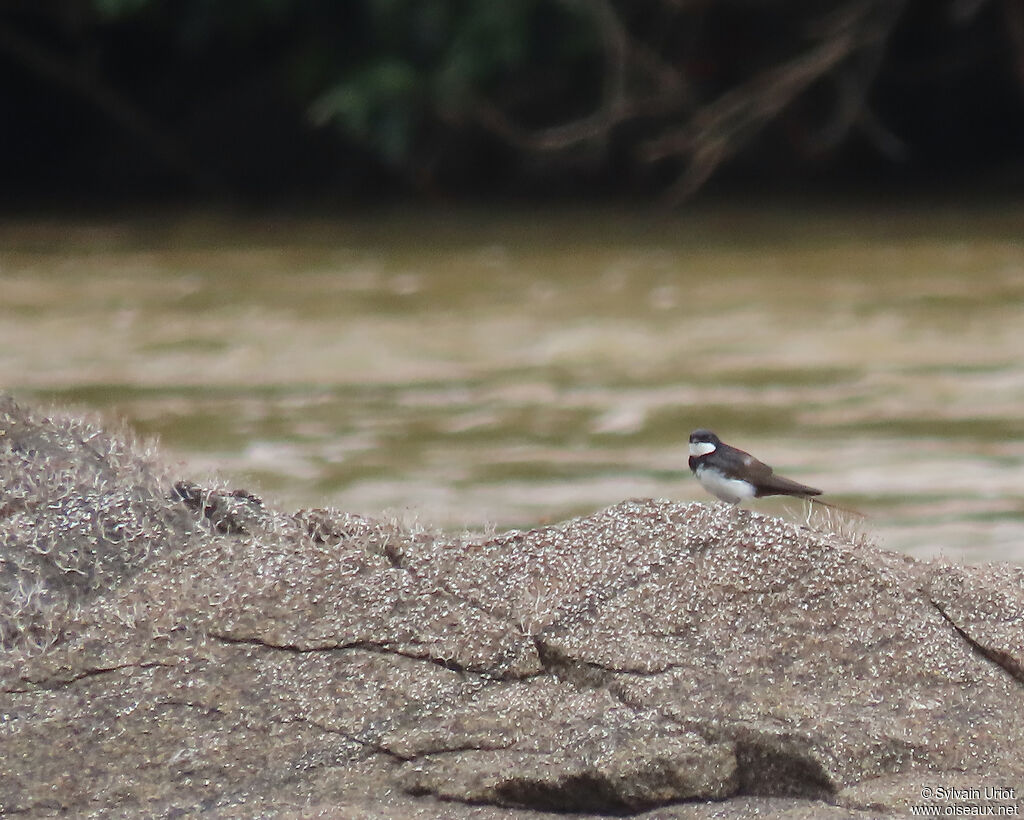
<box><xmin>753</xmin><ymin>472</ymin><xmax>822</xmax><ymax>498</ymax></box>
<box><xmin>714</xmin><ymin>443</ymin><xmax>774</xmax><ymax>480</ymax></box>
<box><xmin>720</xmin><ymin>443</ymin><xmax>821</xmax><ymax>498</ymax></box>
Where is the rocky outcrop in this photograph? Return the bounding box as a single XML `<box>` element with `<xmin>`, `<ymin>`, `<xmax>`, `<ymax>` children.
<box><xmin>0</xmin><ymin>395</ymin><xmax>197</xmax><ymax>654</ymax></box>
<box><xmin>1</xmin><ymin>395</ymin><xmax>1022</xmax><ymax>818</ymax></box>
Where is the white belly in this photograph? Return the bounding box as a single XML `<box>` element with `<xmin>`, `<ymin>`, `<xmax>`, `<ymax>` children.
<box><xmin>695</xmin><ymin>464</ymin><xmax>756</xmax><ymax>504</ymax></box>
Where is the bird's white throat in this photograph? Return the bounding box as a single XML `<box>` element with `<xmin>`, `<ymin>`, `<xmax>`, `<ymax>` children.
<box><xmin>689</xmin><ymin>441</ymin><xmax>717</xmax><ymax>457</ymax></box>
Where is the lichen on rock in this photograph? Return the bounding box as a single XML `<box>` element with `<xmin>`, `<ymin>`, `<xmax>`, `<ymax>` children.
<box><xmin>1</xmin><ymin>394</ymin><xmax>1022</xmax><ymax>818</ymax></box>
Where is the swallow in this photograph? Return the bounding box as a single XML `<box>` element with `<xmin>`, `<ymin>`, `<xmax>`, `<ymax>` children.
<box><xmin>688</xmin><ymin>429</ymin><xmax>822</xmax><ymax>505</ymax></box>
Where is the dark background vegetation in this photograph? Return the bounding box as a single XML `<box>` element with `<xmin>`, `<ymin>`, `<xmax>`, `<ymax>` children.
<box><xmin>2</xmin><ymin>0</ymin><xmax>1023</xmax><ymax>208</ymax></box>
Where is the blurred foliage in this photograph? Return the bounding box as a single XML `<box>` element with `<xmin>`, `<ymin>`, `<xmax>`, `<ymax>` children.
<box><xmin>306</xmin><ymin>1</ymin><xmax>591</xmax><ymax>166</ymax></box>
<box><xmin>0</xmin><ymin>0</ymin><xmax>1019</xmax><ymax>202</ymax></box>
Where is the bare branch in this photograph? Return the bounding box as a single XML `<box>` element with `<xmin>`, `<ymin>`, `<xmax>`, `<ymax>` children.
<box><xmin>645</xmin><ymin>0</ymin><xmax>910</xmax><ymax>203</ymax></box>
<box><xmin>467</xmin><ymin>0</ymin><xmax>911</xmax><ymax>204</ymax></box>
<box><xmin>468</xmin><ymin>0</ymin><xmax>690</xmax><ymax>152</ymax></box>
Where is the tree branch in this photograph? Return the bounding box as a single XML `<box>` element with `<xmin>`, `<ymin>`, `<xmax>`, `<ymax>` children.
<box><xmin>467</xmin><ymin>0</ymin><xmax>690</xmax><ymax>153</ymax></box>
<box><xmin>646</xmin><ymin>0</ymin><xmax>910</xmax><ymax>203</ymax></box>
<box><xmin>466</xmin><ymin>0</ymin><xmax>910</xmax><ymax>203</ymax></box>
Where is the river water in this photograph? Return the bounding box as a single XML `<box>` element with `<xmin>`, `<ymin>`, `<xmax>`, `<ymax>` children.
<box><xmin>2</xmin><ymin>205</ymin><xmax>1022</xmax><ymax>563</ymax></box>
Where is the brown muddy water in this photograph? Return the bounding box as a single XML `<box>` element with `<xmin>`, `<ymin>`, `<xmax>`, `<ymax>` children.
<box><xmin>1</xmin><ymin>205</ymin><xmax>1022</xmax><ymax>563</ymax></box>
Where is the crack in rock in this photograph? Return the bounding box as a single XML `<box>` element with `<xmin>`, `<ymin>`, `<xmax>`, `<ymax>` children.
<box><xmin>206</xmin><ymin>631</ymin><xmax>514</xmax><ymax>679</ymax></box>
<box><xmin>6</xmin><ymin>659</ymin><xmax>175</xmax><ymax>693</ymax></box>
<box><xmin>531</xmin><ymin>635</ymin><xmax>838</xmax><ymax>804</ymax></box>
<box><xmin>931</xmin><ymin>600</ymin><xmax>1024</xmax><ymax>686</ymax></box>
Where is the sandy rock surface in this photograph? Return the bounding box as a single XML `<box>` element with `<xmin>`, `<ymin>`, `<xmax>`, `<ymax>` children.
<box><xmin>2</xmin><ymin>395</ymin><xmax>1022</xmax><ymax>818</ymax></box>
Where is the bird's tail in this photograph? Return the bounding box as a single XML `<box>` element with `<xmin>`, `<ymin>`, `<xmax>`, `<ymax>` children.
<box><xmin>808</xmin><ymin>496</ymin><xmax>866</xmax><ymax>518</ymax></box>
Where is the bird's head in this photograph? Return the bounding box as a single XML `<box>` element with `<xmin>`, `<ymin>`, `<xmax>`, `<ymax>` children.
<box><xmin>688</xmin><ymin>429</ymin><xmax>721</xmax><ymax>458</ymax></box>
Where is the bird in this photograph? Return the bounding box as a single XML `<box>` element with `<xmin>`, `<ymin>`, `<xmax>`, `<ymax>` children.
<box><xmin>688</xmin><ymin>429</ymin><xmax>822</xmax><ymax>506</ymax></box>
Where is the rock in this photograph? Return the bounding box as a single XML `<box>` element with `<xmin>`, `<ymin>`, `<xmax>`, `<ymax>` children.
<box><xmin>0</xmin><ymin>394</ymin><xmax>1021</xmax><ymax>818</ymax></box>
<box><xmin>0</xmin><ymin>395</ymin><xmax>198</xmax><ymax>653</ymax></box>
